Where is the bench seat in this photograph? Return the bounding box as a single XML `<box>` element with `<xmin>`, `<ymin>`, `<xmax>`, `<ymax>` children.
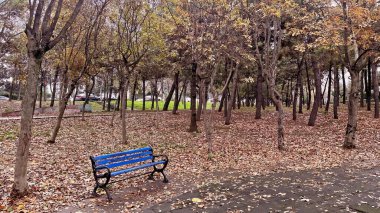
<box><xmin>90</xmin><ymin>146</ymin><xmax>169</xmax><ymax>201</ymax></box>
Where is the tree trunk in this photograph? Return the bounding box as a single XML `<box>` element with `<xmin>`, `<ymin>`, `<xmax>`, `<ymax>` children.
<box><xmin>142</xmin><ymin>78</ymin><xmax>146</xmax><ymax>111</ymax></box>
<box><xmin>321</xmin><ymin>75</ymin><xmax>328</xmax><ymax>107</ymax></box>
<box><xmin>12</xmin><ymin>55</ymin><xmax>42</xmax><ymax>196</ymax></box>
<box><xmin>325</xmin><ymin>64</ymin><xmax>332</xmax><ymax>112</ymax></box>
<box><xmin>366</xmin><ymin>58</ymin><xmax>372</xmax><ymax>111</ymax></box>
<box><xmin>48</xmin><ymin>75</ymin><xmax>76</xmax><ymax>144</ymax></box>
<box><xmin>81</xmin><ymin>76</ymin><xmax>95</xmax><ymax>121</ymax></box>
<box><xmin>344</xmin><ymin>71</ymin><xmax>359</xmax><ymax>149</ymax></box>
<box><xmin>107</xmin><ymin>75</ymin><xmax>113</xmax><ymax>111</ymax></box>
<box><xmin>189</xmin><ymin>62</ymin><xmax>198</xmax><ymax>132</ymax></box>
<box><xmin>255</xmin><ymin>69</ymin><xmax>263</xmax><ymax>119</ymax></box>
<box><xmin>225</xmin><ymin>65</ymin><xmax>238</xmax><ymax>125</ymax></box>
<box><xmin>50</xmin><ymin>67</ymin><xmax>59</xmax><ymax>107</ymax></box>
<box><xmin>131</xmin><ymin>79</ymin><xmax>137</xmax><ymax>111</ymax></box>
<box><xmin>360</xmin><ymin>70</ymin><xmax>365</xmax><ymax>107</ymax></box>
<box><xmin>224</xmin><ymin>90</ymin><xmax>228</xmax><ymax>117</ymax></box>
<box><xmin>372</xmin><ymin>61</ymin><xmax>379</xmax><ymax>118</ymax></box>
<box><xmin>333</xmin><ymin>66</ymin><xmax>339</xmax><ymax>119</ymax></box>
<box><xmin>266</xmin><ymin>76</ymin><xmax>285</xmax><ymax>150</ymax></box>
<box><xmin>308</xmin><ymin>59</ymin><xmax>321</xmax><ymax>126</ymax></box>
<box><xmin>218</xmin><ymin>92</ymin><xmax>225</xmax><ymax>112</ymax></box>
<box><xmin>299</xmin><ymin>68</ymin><xmax>304</xmax><ymax>114</ymax></box>
<box><xmin>306</xmin><ymin>61</ymin><xmax>312</xmax><ymax>110</ymax></box>
<box><xmin>196</xmin><ymin>79</ymin><xmax>204</xmax><ymax>121</ymax></box>
<box><xmin>72</xmin><ymin>85</ymin><xmax>79</xmax><ymax>105</ymax></box>
<box><xmin>183</xmin><ymin>81</ymin><xmax>187</xmax><ymax>109</ymax></box>
<box><xmin>172</xmin><ymin>72</ymin><xmax>180</xmax><ymax>114</ymax></box>
<box><xmin>121</xmin><ymin>79</ymin><xmax>129</xmax><ymax>144</ymax></box>
<box><xmin>342</xmin><ymin>66</ymin><xmax>346</xmax><ymax>104</ymax></box>
<box><xmin>39</xmin><ymin>70</ymin><xmax>44</xmax><ymax>108</ymax></box>
<box><xmin>102</xmin><ymin>75</ymin><xmax>108</xmax><ymax>110</ymax></box>
<box><xmin>293</xmin><ymin>68</ymin><xmax>301</xmax><ymax>120</ymax></box>
<box><xmin>163</xmin><ymin>74</ymin><xmax>176</xmax><ymax>111</ymax></box>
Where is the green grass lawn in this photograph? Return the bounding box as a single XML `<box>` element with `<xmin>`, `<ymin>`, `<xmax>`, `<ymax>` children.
<box><xmin>75</xmin><ymin>100</ymin><xmax>215</xmax><ymax>112</ymax></box>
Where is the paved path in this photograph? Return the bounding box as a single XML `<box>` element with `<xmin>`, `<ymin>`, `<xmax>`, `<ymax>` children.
<box><xmin>145</xmin><ymin>167</ymin><xmax>380</xmax><ymax>213</ymax></box>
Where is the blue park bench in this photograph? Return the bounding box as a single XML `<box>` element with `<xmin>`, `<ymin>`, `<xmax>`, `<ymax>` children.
<box><xmin>90</xmin><ymin>146</ymin><xmax>169</xmax><ymax>201</ymax></box>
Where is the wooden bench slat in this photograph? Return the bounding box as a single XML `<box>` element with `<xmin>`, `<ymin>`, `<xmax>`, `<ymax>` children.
<box><xmin>95</xmin><ymin>151</ymin><xmax>153</xmax><ymax>167</ymax></box>
<box><xmin>110</xmin><ymin>160</ymin><xmax>166</xmax><ymax>177</ymax></box>
<box><xmin>97</xmin><ymin>155</ymin><xmax>153</xmax><ymax>170</ymax></box>
<box><xmin>93</xmin><ymin>147</ymin><xmax>152</xmax><ymax>161</ymax></box>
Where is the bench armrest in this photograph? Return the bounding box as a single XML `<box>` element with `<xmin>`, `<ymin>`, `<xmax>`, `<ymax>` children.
<box><xmin>94</xmin><ymin>166</ymin><xmax>111</xmax><ymax>178</ymax></box>
<box><xmin>153</xmin><ymin>155</ymin><xmax>168</xmax><ymax>162</ymax></box>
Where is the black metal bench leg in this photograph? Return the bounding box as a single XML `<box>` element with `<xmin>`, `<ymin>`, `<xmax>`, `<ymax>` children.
<box><xmin>104</xmin><ymin>187</ymin><xmax>112</xmax><ymax>201</ymax></box>
<box><xmin>161</xmin><ymin>171</ymin><xmax>169</xmax><ymax>183</ymax></box>
<box><xmin>148</xmin><ymin>171</ymin><xmax>155</xmax><ymax>180</ymax></box>
<box><xmin>92</xmin><ymin>185</ymin><xmax>99</xmax><ymax>197</ymax></box>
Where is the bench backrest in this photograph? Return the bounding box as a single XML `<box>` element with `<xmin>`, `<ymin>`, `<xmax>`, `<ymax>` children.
<box><xmin>91</xmin><ymin>146</ymin><xmax>153</xmax><ymax>169</ymax></box>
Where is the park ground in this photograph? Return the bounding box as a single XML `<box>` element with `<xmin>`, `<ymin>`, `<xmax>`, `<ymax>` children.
<box><xmin>0</xmin><ymin>102</ymin><xmax>379</xmax><ymax>212</ymax></box>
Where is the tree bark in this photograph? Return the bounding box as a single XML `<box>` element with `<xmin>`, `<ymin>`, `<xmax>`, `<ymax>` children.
<box><xmin>299</xmin><ymin>67</ymin><xmax>304</xmax><ymax>114</ymax></box>
<box><xmin>255</xmin><ymin>68</ymin><xmax>264</xmax><ymax>119</ymax></box>
<box><xmin>293</xmin><ymin>68</ymin><xmax>301</xmax><ymax>120</ymax></box>
<box><xmin>107</xmin><ymin>74</ymin><xmax>113</xmax><ymax>111</ymax></box>
<box><xmin>172</xmin><ymin>72</ymin><xmax>180</xmax><ymax>114</ymax></box>
<box><xmin>225</xmin><ymin>65</ymin><xmax>238</xmax><ymax>125</ymax></box>
<box><xmin>372</xmin><ymin>61</ymin><xmax>379</xmax><ymax>118</ymax></box>
<box><xmin>366</xmin><ymin>58</ymin><xmax>372</xmax><ymax>111</ymax></box>
<box><xmin>163</xmin><ymin>74</ymin><xmax>176</xmax><ymax>111</ymax></box>
<box><xmin>360</xmin><ymin>70</ymin><xmax>365</xmax><ymax>107</ymax></box>
<box><xmin>81</xmin><ymin>76</ymin><xmax>95</xmax><ymax>121</ymax></box>
<box><xmin>308</xmin><ymin>59</ymin><xmax>321</xmax><ymax>126</ymax></box>
<box><xmin>196</xmin><ymin>79</ymin><xmax>204</xmax><ymax>121</ymax></box>
<box><xmin>333</xmin><ymin>66</ymin><xmax>339</xmax><ymax>119</ymax></box>
<box><xmin>344</xmin><ymin>72</ymin><xmax>359</xmax><ymax>148</ymax></box>
<box><xmin>305</xmin><ymin>61</ymin><xmax>312</xmax><ymax>110</ymax></box>
<box><xmin>121</xmin><ymin>79</ymin><xmax>129</xmax><ymax>144</ymax></box>
<box><xmin>325</xmin><ymin>64</ymin><xmax>332</xmax><ymax>112</ymax></box>
<box><xmin>48</xmin><ymin>70</ymin><xmax>76</xmax><ymax>144</ymax></box>
<box><xmin>39</xmin><ymin>70</ymin><xmax>44</xmax><ymax>108</ymax></box>
<box><xmin>189</xmin><ymin>62</ymin><xmax>198</xmax><ymax>132</ymax></box>
<box><xmin>131</xmin><ymin>79</ymin><xmax>137</xmax><ymax>111</ymax></box>
<box><xmin>142</xmin><ymin>78</ymin><xmax>146</xmax><ymax>111</ymax></box>
<box><xmin>342</xmin><ymin>66</ymin><xmax>346</xmax><ymax>104</ymax></box>
<box><xmin>12</xmin><ymin>55</ymin><xmax>42</xmax><ymax>196</ymax></box>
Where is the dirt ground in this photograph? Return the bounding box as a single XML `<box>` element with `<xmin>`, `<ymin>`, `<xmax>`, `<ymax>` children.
<box><xmin>0</xmin><ymin>107</ymin><xmax>379</xmax><ymax>212</ymax></box>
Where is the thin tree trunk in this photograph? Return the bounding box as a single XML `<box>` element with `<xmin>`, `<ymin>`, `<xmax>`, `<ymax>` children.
<box><xmin>48</xmin><ymin>73</ymin><xmax>77</xmax><ymax>144</ymax></box>
<box><xmin>322</xmin><ymin>75</ymin><xmax>328</xmax><ymax>107</ymax></box>
<box><xmin>107</xmin><ymin>74</ymin><xmax>113</xmax><ymax>111</ymax></box>
<box><xmin>131</xmin><ymin>79</ymin><xmax>137</xmax><ymax>111</ymax></box>
<box><xmin>293</xmin><ymin>68</ymin><xmax>301</xmax><ymax>120</ymax></box>
<box><xmin>189</xmin><ymin>62</ymin><xmax>198</xmax><ymax>132</ymax></box>
<box><xmin>183</xmin><ymin>81</ymin><xmax>187</xmax><ymax>109</ymax></box>
<box><xmin>256</xmin><ymin>69</ymin><xmax>264</xmax><ymax>119</ymax></box>
<box><xmin>163</xmin><ymin>74</ymin><xmax>176</xmax><ymax>111</ymax></box>
<box><xmin>342</xmin><ymin>66</ymin><xmax>346</xmax><ymax>104</ymax></box>
<box><xmin>142</xmin><ymin>78</ymin><xmax>146</xmax><ymax>111</ymax></box>
<box><xmin>333</xmin><ymin>66</ymin><xmax>339</xmax><ymax>119</ymax></box>
<box><xmin>218</xmin><ymin>92</ymin><xmax>225</xmax><ymax>112</ymax></box>
<box><xmin>306</xmin><ymin>61</ymin><xmax>312</xmax><ymax>110</ymax></box>
<box><xmin>325</xmin><ymin>64</ymin><xmax>332</xmax><ymax>112</ymax></box>
<box><xmin>72</xmin><ymin>85</ymin><xmax>79</xmax><ymax>105</ymax></box>
<box><xmin>299</xmin><ymin>67</ymin><xmax>304</xmax><ymax>114</ymax></box>
<box><xmin>9</xmin><ymin>70</ymin><xmax>15</xmax><ymax>101</ymax></box>
<box><xmin>366</xmin><ymin>58</ymin><xmax>372</xmax><ymax>111</ymax></box>
<box><xmin>50</xmin><ymin>66</ymin><xmax>59</xmax><ymax>107</ymax></box>
<box><xmin>224</xmin><ymin>90</ymin><xmax>228</xmax><ymax>117</ymax></box>
<box><xmin>172</xmin><ymin>72</ymin><xmax>180</xmax><ymax>114</ymax></box>
<box><xmin>81</xmin><ymin>76</ymin><xmax>95</xmax><ymax>121</ymax></box>
<box><xmin>372</xmin><ymin>61</ymin><xmax>379</xmax><ymax>118</ymax></box>
<box><xmin>360</xmin><ymin>70</ymin><xmax>365</xmax><ymax>107</ymax></box>
<box><xmin>39</xmin><ymin>70</ymin><xmax>44</xmax><ymax>108</ymax></box>
<box><xmin>196</xmin><ymin>79</ymin><xmax>204</xmax><ymax>121</ymax></box>
<box><xmin>225</xmin><ymin>65</ymin><xmax>238</xmax><ymax>125</ymax></box>
<box><xmin>308</xmin><ymin>59</ymin><xmax>321</xmax><ymax>126</ymax></box>
<box><xmin>121</xmin><ymin>79</ymin><xmax>129</xmax><ymax>144</ymax></box>
<box><xmin>12</xmin><ymin>56</ymin><xmax>41</xmax><ymax>196</ymax></box>
<box><xmin>102</xmin><ymin>75</ymin><xmax>107</xmax><ymax>110</ymax></box>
